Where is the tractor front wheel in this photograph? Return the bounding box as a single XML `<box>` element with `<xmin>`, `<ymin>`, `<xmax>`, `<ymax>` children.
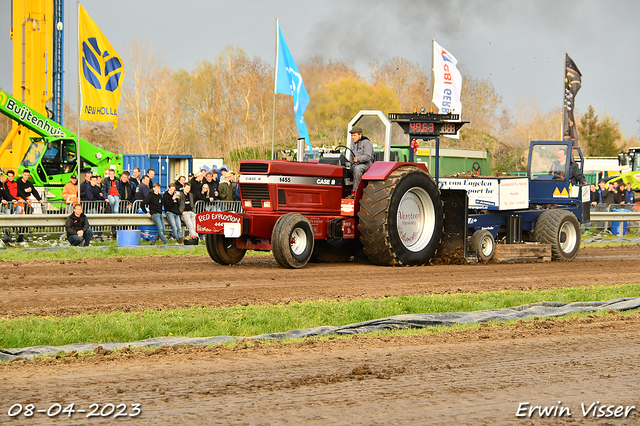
<box><xmin>205</xmin><ymin>234</ymin><xmax>247</xmax><ymax>265</ymax></box>
<box><xmin>272</xmin><ymin>213</ymin><xmax>315</xmax><ymax>269</ymax></box>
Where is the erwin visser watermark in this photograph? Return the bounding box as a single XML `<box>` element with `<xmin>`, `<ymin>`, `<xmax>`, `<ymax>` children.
<box><xmin>516</xmin><ymin>401</ymin><xmax>636</xmax><ymax>419</ymax></box>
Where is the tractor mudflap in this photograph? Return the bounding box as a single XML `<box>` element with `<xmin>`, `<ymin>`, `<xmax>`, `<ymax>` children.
<box><xmin>433</xmin><ymin>189</ymin><xmax>471</xmax><ymax>264</ymax></box>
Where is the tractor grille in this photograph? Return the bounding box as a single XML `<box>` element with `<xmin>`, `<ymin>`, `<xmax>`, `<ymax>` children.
<box><xmin>240</xmin><ymin>183</ymin><xmax>270</xmax><ymax>207</ymax></box>
<box><xmin>239</xmin><ymin>162</ymin><xmax>269</xmax><ymax>173</ymax></box>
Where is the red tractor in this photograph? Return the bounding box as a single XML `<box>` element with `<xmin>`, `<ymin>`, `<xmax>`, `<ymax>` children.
<box><xmin>196</xmin><ymin>111</ymin><xmax>469</xmax><ymax>268</ymax></box>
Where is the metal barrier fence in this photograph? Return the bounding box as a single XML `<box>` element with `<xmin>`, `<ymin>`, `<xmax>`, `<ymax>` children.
<box><xmin>585</xmin><ymin>203</ymin><xmax>640</xmax><ymax>235</ymax></box>
<box><xmin>0</xmin><ymin>201</ymin><xmax>244</xmax><ymax>240</ymax></box>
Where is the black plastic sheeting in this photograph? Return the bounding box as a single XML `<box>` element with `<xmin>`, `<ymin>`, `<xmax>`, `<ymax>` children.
<box><xmin>583</xmin><ymin>237</ymin><xmax>640</xmax><ymax>243</ymax></box>
<box><xmin>2</xmin><ymin>298</ymin><xmax>639</xmax><ymax>362</ymax></box>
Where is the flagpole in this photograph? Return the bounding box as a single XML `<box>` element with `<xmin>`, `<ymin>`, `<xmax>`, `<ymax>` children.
<box><xmin>271</xmin><ymin>19</ymin><xmax>278</xmax><ymax>160</ymax></box>
<box><xmin>561</xmin><ymin>52</ymin><xmax>565</xmax><ymax>141</ymax></box>
<box><xmin>76</xmin><ymin>1</ymin><xmax>81</xmax><ymax>203</ymax></box>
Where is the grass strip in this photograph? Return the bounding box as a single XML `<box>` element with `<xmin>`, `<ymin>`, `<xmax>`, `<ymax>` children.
<box><xmin>1</xmin><ymin>283</ymin><xmax>639</xmax><ymax>350</ymax></box>
<box><xmin>1</xmin><ymin>232</ymin><xmax>639</xmax><ymax>262</ymax></box>
<box><xmin>0</xmin><ymin>244</ymin><xmax>274</xmax><ymax>261</ymax></box>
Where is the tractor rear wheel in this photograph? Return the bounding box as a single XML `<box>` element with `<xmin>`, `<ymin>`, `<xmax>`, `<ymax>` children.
<box><xmin>534</xmin><ymin>209</ymin><xmax>581</xmax><ymax>261</ymax></box>
<box><xmin>272</xmin><ymin>213</ymin><xmax>315</xmax><ymax>269</ymax></box>
<box><xmin>358</xmin><ymin>165</ymin><xmax>443</xmax><ymax>266</ymax></box>
<box><xmin>470</xmin><ymin>230</ymin><xmax>495</xmax><ymax>262</ymax></box>
<box><xmin>205</xmin><ymin>234</ymin><xmax>247</xmax><ymax>265</ymax></box>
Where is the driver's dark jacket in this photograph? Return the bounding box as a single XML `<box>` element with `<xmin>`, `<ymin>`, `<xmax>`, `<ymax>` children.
<box><xmin>568</xmin><ymin>162</ymin><xmax>586</xmax><ymax>185</ymax></box>
<box><xmin>550</xmin><ymin>160</ymin><xmax>586</xmax><ymax>185</ymax></box>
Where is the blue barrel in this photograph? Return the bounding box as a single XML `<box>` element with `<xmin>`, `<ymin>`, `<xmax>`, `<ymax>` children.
<box><xmin>611</xmin><ymin>208</ymin><xmax>630</xmax><ymax>236</ymax></box>
<box><xmin>117</xmin><ymin>230</ymin><xmax>141</xmax><ymax>246</ymax></box>
<box><xmin>139</xmin><ymin>226</ymin><xmax>158</xmax><ymax>241</ymax></box>
<box><xmin>611</xmin><ymin>220</ymin><xmax>628</xmax><ymax>236</ymax></box>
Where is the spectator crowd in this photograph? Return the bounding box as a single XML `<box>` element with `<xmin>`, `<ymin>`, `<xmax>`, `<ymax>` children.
<box><xmin>1</xmin><ymin>167</ymin><xmax>241</xmax><ymax>246</ymax></box>
<box><xmin>590</xmin><ymin>179</ymin><xmax>636</xmax><ymax>207</ymax></box>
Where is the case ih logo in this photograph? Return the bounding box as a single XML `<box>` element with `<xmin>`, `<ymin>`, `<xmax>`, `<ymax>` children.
<box><xmin>82</xmin><ymin>37</ymin><xmax>122</xmax><ymax>92</ymax></box>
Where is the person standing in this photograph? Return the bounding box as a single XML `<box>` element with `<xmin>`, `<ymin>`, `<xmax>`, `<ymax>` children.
<box><xmin>142</xmin><ymin>183</ymin><xmax>168</xmax><ymax>245</ymax></box>
<box><xmin>602</xmin><ymin>182</ymin><xmax>622</xmax><ymax>205</ymax></box>
<box><xmin>349</xmin><ymin>126</ymin><xmax>374</xmax><ymax>197</ymax></box>
<box><xmin>218</xmin><ymin>172</ymin><xmax>234</xmax><ymax>201</ymax></box>
<box><xmin>1</xmin><ymin>170</ymin><xmax>24</xmax><ymax>242</ymax></box>
<box><xmin>17</xmin><ymin>169</ymin><xmax>44</xmax><ymax>213</ymax></box>
<box><xmin>102</xmin><ymin>169</ymin><xmax>122</xmax><ymax>213</ymax></box>
<box><xmin>204</xmin><ymin>172</ymin><xmax>219</xmax><ymax>198</ymax></box>
<box><xmin>626</xmin><ymin>186</ymin><xmax>635</xmax><ymax>204</ymax></box>
<box><xmin>79</xmin><ymin>170</ymin><xmax>93</xmax><ymax>200</ymax></box>
<box><xmin>597</xmin><ymin>180</ymin><xmax>607</xmax><ymax>205</ymax></box>
<box><xmin>147</xmin><ymin>168</ymin><xmax>156</xmax><ymax>189</ymax></box>
<box><xmin>119</xmin><ymin>171</ymin><xmax>135</xmax><ymax>205</ymax></box>
<box><xmin>197</xmin><ymin>184</ymin><xmax>216</xmax><ymax>212</ymax></box>
<box><xmin>589</xmin><ymin>184</ymin><xmax>600</xmax><ymax>207</ymax></box>
<box><xmin>84</xmin><ymin>175</ymin><xmax>104</xmax><ymax>214</ymax></box>
<box><xmin>190</xmin><ymin>169</ymin><xmax>205</xmax><ymax>195</ymax></box>
<box><xmin>133</xmin><ymin>175</ymin><xmax>151</xmax><ymax>202</ymax></box>
<box><xmin>62</xmin><ymin>175</ymin><xmax>79</xmax><ymax>211</ymax></box>
<box><xmin>179</xmin><ymin>183</ymin><xmax>198</xmax><ymax>238</ymax></box>
<box><xmin>175</xmin><ymin>175</ymin><xmax>186</xmax><ymax>192</ymax></box>
<box><xmin>130</xmin><ymin>167</ymin><xmax>141</xmax><ymax>190</ymax></box>
<box><xmin>65</xmin><ymin>203</ymin><xmax>93</xmax><ymax>246</ymax></box>
<box><xmin>163</xmin><ymin>183</ymin><xmax>184</xmax><ymax>243</ymax></box>
<box><xmin>1</xmin><ymin>170</ymin><xmax>21</xmax><ymax>214</ymax></box>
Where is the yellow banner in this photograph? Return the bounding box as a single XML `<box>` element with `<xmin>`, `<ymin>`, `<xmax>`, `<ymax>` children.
<box><xmin>78</xmin><ymin>4</ymin><xmax>124</xmax><ymax>127</ymax></box>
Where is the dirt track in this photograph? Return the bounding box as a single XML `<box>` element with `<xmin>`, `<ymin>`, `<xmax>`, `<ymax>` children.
<box><xmin>1</xmin><ymin>245</ymin><xmax>639</xmax><ymax>318</ymax></box>
<box><xmin>1</xmin><ymin>245</ymin><xmax>640</xmax><ymax>425</ymax></box>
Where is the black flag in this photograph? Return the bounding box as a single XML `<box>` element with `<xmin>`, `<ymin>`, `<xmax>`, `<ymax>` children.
<box><xmin>563</xmin><ymin>54</ymin><xmax>582</xmax><ymax>143</ymax></box>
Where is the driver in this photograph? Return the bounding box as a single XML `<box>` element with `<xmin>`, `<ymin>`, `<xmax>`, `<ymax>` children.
<box><xmin>550</xmin><ymin>147</ymin><xmax>586</xmax><ymax>185</ymax></box>
<box><xmin>349</xmin><ymin>126</ymin><xmax>373</xmax><ymax>198</ymax></box>
<box><xmin>550</xmin><ymin>148</ymin><xmax>567</xmax><ymax>177</ymax></box>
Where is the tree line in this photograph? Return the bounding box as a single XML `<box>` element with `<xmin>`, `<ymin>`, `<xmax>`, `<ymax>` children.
<box><xmin>0</xmin><ymin>42</ymin><xmax>637</xmax><ymax>172</ymax></box>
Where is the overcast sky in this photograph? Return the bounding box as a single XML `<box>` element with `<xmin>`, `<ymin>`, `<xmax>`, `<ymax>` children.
<box><xmin>1</xmin><ymin>0</ymin><xmax>639</xmax><ymax>137</ymax></box>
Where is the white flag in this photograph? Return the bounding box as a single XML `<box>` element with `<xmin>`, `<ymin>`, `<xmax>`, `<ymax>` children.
<box><xmin>432</xmin><ymin>39</ymin><xmax>462</xmax><ymax>117</ymax></box>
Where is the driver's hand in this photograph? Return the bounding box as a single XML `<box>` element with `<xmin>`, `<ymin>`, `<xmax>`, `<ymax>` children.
<box><xmin>354</xmin><ymin>156</ymin><xmax>358</xmax><ymax>163</ymax></box>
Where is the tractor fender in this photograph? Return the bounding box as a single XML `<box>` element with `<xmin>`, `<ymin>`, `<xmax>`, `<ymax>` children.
<box><xmin>353</xmin><ymin>162</ymin><xmax>430</xmax><ymax>217</ymax></box>
<box><xmin>361</xmin><ymin>162</ymin><xmax>429</xmax><ymax>182</ymax></box>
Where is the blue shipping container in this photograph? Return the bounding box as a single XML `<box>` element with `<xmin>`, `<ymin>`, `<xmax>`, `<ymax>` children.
<box><xmin>122</xmin><ymin>154</ymin><xmax>193</xmax><ymax>192</ymax></box>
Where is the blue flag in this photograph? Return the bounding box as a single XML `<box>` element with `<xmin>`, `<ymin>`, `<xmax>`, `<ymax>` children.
<box><xmin>275</xmin><ymin>22</ymin><xmax>311</xmax><ymax>151</ymax></box>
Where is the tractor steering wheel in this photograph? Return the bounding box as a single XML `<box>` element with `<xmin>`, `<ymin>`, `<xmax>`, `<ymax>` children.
<box><xmin>335</xmin><ymin>145</ymin><xmax>356</xmax><ymax>160</ymax></box>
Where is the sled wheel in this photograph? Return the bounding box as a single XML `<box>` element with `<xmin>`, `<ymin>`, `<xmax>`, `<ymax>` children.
<box><xmin>534</xmin><ymin>209</ymin><xmax>581</xmax><ymax>261</ymax></box>
<box><xmin>469</xmin><ymin>230</ymin><xmax>495</xmax><ymax>262</ymax></box>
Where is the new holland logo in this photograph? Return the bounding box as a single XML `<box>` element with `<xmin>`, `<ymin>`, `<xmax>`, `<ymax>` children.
<box><xmin>82</xmin><ymin>37</ymin><xmax>122</xmax><ymax>92</ymax></box>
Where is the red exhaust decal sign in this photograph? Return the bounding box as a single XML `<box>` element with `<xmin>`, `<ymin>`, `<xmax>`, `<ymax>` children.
<box><xmin>196</xmin><ymin>212</ymin><xmax>243</xmax><ymax>234</ymax></box>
